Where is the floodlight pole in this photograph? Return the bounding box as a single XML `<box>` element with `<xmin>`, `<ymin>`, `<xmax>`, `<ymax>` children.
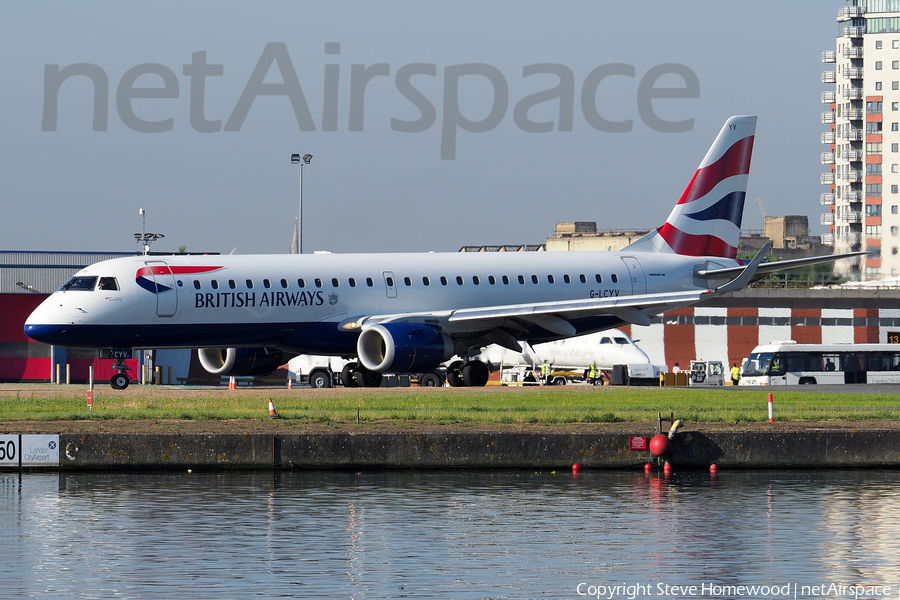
<box><xmin>291</xmin><ymin>154</ymin><xmax>312</xmax><ymax>254</ymax></box>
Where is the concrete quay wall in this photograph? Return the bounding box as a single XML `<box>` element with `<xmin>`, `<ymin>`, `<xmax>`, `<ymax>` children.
<box><xmin>42</xmin><ymin>429</ymin><xmax>900</xmax><ymax>470</ymax></box>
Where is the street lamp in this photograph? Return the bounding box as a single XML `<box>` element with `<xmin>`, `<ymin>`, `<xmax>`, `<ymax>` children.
<box><xmin>290</xmin><ymin>153</ymin><xmax>312</xmax><ymax>254</ymax></box>
<box><xmin>134</xmin><ymin>208</ymin><xmax>165</xmax><ymax>255</ymax></box>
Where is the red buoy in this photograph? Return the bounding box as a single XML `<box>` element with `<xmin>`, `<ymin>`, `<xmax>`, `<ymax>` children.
<box><xmin>710</xmin><ymin>464</ymin><xmax>718</xmax><ymax>474</ymax></box>
<box><xmin>649</xmin><ymin>434</ymin><xmax>671</xmax><ymax>457</ymax></box>
<box><xmin>572</xmin><ymin>463</ymin><xmax>580</xmax><ymax>474</ymax></box>
<box><xmin>663</xmin><ymin>463</ymin><xmax>672</xmax><ymax>475</ymax></box>
<box><xmin>644</xmin><ymin>463</ymin><xmax>652</xmax><ymax>473</ymax></box>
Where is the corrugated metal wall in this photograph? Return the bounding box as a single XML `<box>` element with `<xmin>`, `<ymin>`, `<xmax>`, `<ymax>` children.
<box><xmin>0</xmin><ymin>251</ymin><xmax>142</xmax><ymax>294</ymax></box>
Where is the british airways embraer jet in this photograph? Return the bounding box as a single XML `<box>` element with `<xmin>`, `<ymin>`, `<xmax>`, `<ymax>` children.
<box><xmin>25</xmin><ymin>116</ymin><xmax>861</xmax><ymax>389</ymax></box>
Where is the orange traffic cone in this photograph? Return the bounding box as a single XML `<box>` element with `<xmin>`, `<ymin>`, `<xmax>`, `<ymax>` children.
<box><xmin>228</xmin><ymin>376</ymin><xmax>236</xmax><ymax>390</ymax></box>
<box><xmin>267</xmin><ymin>397</ymin><xmax>281</xmax><ymax>419</ymax></box>
<box><xmin>287</xmin><ymin>376</ymin><xmax>293</xmax><ymax>389</ymax></box>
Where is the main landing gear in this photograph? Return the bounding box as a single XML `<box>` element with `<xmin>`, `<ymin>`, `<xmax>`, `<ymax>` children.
<box><xmin>339</xmin><ymin>362</ymin><xmax>383</xmax><ymax>388</ymax></box>
<box><xmin>110</xmin><ymin>357</ymin><xmax>132</xmax><ymax>390</ymax></box>
<box><xmin>445</xmin><ymin>360</ymin><xmax>490</xmax><ymax>387</ymax></box>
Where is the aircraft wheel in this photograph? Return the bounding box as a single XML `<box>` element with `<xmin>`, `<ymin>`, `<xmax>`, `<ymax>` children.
<box><xmin>418</xmin><ymin>372</ymin><xmax>443</xmax><ymax>387</ymax></box>
<box><xmin>462</xmin><ymin>361</ymin><xmax>490</xmax><ymax>387</ymax></box>
<box><xmin>309</xmin><ymin>370</ymin><xmax>332</xmax><ymax>389</ymax></box>
<box><xmin>341</xmin><ymin>363</ymin><xmax>359</xmax><ymax>388</ymax></box>
<box><xmin>110</xmin><ymin>374</ymin><xmax>130</xmax><ymax>390</ymax></box>
<box><xmin>446</xmin><ymin>361</ymin><xmax>465</xmax><ymax>387</ymax></box>
<box><xmin>355</xmin><ymin>365</ymin><xmax>383</xmax><ymax>388</ymax></box>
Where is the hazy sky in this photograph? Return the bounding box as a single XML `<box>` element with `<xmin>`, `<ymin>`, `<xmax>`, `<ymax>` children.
<box><xmin>1</xmin><ymin>1</ymin><xmax>838</xmax><ymax>255</ymax></box>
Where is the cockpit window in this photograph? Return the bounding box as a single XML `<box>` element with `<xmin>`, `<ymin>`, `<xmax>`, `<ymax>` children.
<box><xmin>60</xmin><ymin>276</ymin><xmax>98</xmax><ymax>291</ymax></box>
<box><xmin>614</xmin><ymin>337</ymin><xmax>628</xmax><ymax>345</ymax></box>
<box><xmin>600</xmin><ymin>337</ymin><xmax>612</xmax><ymax>344</ymax></box>
<box><xmin>98</xmin><ymin>277</ymin><xmax>119</xmax><ymax>291</ymax></box>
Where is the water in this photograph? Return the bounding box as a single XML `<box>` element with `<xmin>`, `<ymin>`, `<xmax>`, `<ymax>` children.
<box><xmin>1</xmin><ymin>469</ymin><xmax>899</xmax><ymax>599</ymax></box>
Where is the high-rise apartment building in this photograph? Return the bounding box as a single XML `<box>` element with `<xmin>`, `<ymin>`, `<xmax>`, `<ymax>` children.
<box><xmin>823</xmin><ymin>0</ymin><xmax>900</xmax><ymax>280</ymax></box>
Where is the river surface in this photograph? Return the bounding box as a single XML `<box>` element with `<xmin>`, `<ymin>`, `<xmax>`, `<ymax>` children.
<box><xmin>1</xmin><ymin>469</ymin><xmax>899</xmax><ymax>599</ymax></box>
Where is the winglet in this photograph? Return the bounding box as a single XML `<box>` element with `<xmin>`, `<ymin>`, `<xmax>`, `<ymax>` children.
<box><xmin>714</xmin><ymin>241</ymin><xmax>772</xmax><ymax>294</ymax></box>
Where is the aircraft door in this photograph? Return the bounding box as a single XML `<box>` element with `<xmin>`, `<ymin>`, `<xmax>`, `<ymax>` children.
<box><xmin>382</xmin><ymin>271</ymin><xmax>397</xmax><ymax>298</ymax></box>
<box><xmin>620</xmin><ymin>257</ymin><xmax>646</xmax><ymax>295</ymax></box>
<box><xmin>145</xmin><ymin>261</ymin><xmax>178</xmax><ymax>317</ymax></box>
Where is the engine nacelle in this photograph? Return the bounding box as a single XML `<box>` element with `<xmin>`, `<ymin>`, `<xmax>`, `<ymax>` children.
<box><xmin>357</xmin><ymin>323</ymin><xmax>454</xmax><ymax>373</ymax></box>
<box><xmin>197</xmin><ymin>347</ymin><xmax>287</xmax><ymax>377</ymax></box>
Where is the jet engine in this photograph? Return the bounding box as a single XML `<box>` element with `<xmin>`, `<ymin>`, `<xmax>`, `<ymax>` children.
<box><xmin>357</xmin><ymin>323</ymin><xmax>454</xmax><ymax>373</ymax></box>
<box><xmin>197</xmin><ymin>347</ymin><xmax>287</xmax><ymax>377</ymax></box>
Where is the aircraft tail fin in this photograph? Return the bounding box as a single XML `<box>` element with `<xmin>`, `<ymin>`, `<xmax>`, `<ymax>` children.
<box><xmin>624</xmin><ymin>115</ymin><xmax>757</xmax><ymax>258</ymax></box>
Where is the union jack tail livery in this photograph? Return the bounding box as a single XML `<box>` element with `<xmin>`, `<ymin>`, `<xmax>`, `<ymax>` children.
<box><xmin>625</xmin><ymin>115</ymin><xmax>757</xmax><ymax>259</ymax></box>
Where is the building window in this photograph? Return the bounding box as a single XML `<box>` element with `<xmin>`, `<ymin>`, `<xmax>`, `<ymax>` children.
<box><xmin>867</xmin><ymin>121</ymin><xmax>884</xmax><ymax>135</ymax></box>
<box><xmin>868</xmin><ymin>142</ymin><xmax>883</xmax><ymax>154</ymax></box>
<box><xmin>867</xmin><ymin>204</ymin><xmax>883</xmax><ymax>217</ymax></box>
<box><xmin>894</xmin><ymin>123</ymin><xmax>900</xmax><ymax>131</ymax></box>
<box><xmin>867</xmin><ymin>163</ymin><xmax>883</xmax><ymax>176</ymax></box>
<box><xmin>877</xmin><ymin>82</ymin><xmax>884</xmax><ymax>90</ymax></box>
<box><xmin>877</xmin><ymin>40</ymin><xmax>884</xmax><ymax>49</ymax></box>
<box><xmin>866</xmin><ymin>183</ymin><xmax>883</xmax><ymax>196</ymax></box>
<box><xmin>867</xmin><ymin>101</ymin><xmax>883</xmax><ymax>113</ymax></box>
<box><xmin>894</xmin><ymin>185</ymin><xmax>899</xmax><ymax>194</ymax></box>
<box><xmin>893</xmin><ymin>227</ymin><xmax>899</xmax><ymax>236</ymax></box>
<box><xmin>893</xmin><ymin>205</ymin><xmax>899</xmax><ymax>214</ymax></box>
<box><xmin>876</xmin><ymin>61</ymin><xmax>883</xmax><ymax>70</ymax></box>
<box><xmin>893</xmin><ymin>143</ymin><xmax>899</xmax><ymax>152</ymax></box>
<box><xmin>895</xmin><ymin>40</ymin><xmax>900</xmax><ymax>49</ymax></box>
<box><xmin>866</xmin><ymin>225</ymin><xmax>882</xmax><ymax>238</ymax></box>
<box><xmin>894</xmin><ymin>82</ymin><xmax>899</xmax><ymax>90</ymax></box>
<box><xmin>894</xmin><ymin>61</ymin><xmax>899</xmax><ymax>69</ymax></box>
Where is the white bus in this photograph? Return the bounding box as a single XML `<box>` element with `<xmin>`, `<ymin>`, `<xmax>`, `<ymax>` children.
<box><xmin>740</xmin><ymin>341</ymin><xmax>900</xmax><ymax>386</ymax></box>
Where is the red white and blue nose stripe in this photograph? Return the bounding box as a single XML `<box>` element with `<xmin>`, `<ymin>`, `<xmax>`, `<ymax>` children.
<box><xmin>135</xmin><ymin>265</ymin><xmax>222</xmax><ymax>294</ymax></box>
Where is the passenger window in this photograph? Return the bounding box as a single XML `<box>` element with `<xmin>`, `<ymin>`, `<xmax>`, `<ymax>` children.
<box><xmin>611</xmin><ymin>274</ymin><xmax>619</xmax><ymax>283</ymax></box>
<box><xmin>547</xmin><ymin>275</ymin><xmax>555</xmax><ymax>284</ymax></box>
<box><xmin>518</xmin><ymin>275</ymin><xmax>525</xmax><ymax>284</ymax></box>
<box><xmin>423</xmin><ymin>277</ymin><xmax>430</xmax><ymax>286</ymax></box>
<box><xmin>404</xmin><ymin>277</ymin><xmax>412</xmax><ymax>286</ymax></box>
<box><xmin>440</xmin><ymin>276</ymin><xmax>448</xmax><ymax>286</ymax></box>
<box><xmin>488</xmin><ymin>276</ymin><xmax>496</xmax><ymax>285</ymax></box>
<box><xmin>579</xmin><ymin>274</ymin><xmax>587</xmax><ymax>283</ymax></box>
<box><xmin>531</xmin><ymin>275</ymin><xmax>539</xmax><ymax>284</ymax></box>
<box><xmin>229</xmin><ymin>280</ymin><xmax>236</xmax><ymax>289</ymax></box>
<box><xmin>595</xmin><ymin>274</ymin><xmax>602</xmax><ymax>283</ymax></box>
<box><xmin>349</xmin><ymin>278</ymin><xmax>357</xmax><ymax>287</ymax></box>
<box><xmin>281</xmin><ymin>279</ymin><xmax>288</xmax><ymax>289</ymax></box>
<box><xmin>211</xmin><ymin>280</ymin><xmax>219</xmax><ymax>290</ymax></box>
<box><xmin>315</xmin><ymin>278</ymin><xmax>323</xmax><ymax>288</ymax></box>
<box><xmin>386</xmin><ymin>277</ymin><xmax>394</xmax><ymax>287</ymax></box>
<box><xmin>193</xmin><ymin>280</ymin><xmax>201</xmax><ymax>290</ymax></box>
<box><xmin>502</xmin><ymin>275</ymin><xmax>510</xmax><ymax>285</ymax></box>
<box><xmin>298</xmin><ymin>279</ymin><xmax>306</xmax><ymax>288</ymax></box>
<box><xmin>564</xmin><ymin>274</ymin><xmax>571</xmax><ymax>284</ymax></box>
<box><xmin>366</xmin><ymin>278</ymin><xmax>374</xmax><ymax>287</ymax></box>
<box><xmin>332</xmin><ymin>278</ymin><xmax>340</xmax><ymax>288</ymax></box>
<box><xmin>456</xmin><ymin>276</ymin><xmax>464</xmax><ymax>285</ymax></box>
<box><xmin>473</xmin><ymin>276</ymin><xmax>480</xmax><ymax>285</ymax></box>
<box><xmin>263</xmin><ymin>279</ymin><xmax>271</xmax><ymax>289</ymax></box>
<box><xmin>246</xmin><ymin>279</ymin><xmax>254</xmax><ymax>289</ymax></box>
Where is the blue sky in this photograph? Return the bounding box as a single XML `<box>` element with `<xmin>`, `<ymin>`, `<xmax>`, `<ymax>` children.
<box><xmin>0</xmin><ymin>1</ymin><xmax>837</xmax><ymax>254</ymax></box>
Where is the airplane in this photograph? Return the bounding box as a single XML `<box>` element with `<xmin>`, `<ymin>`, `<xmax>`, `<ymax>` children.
<box><xmin>24</xmin><ymin>115</ymin><xmax>864</xmax><ymax>389</ymax></box>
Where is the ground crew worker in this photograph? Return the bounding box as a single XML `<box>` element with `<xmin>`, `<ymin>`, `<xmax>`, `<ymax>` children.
<box><xmin>731</xmin><ymin>363</ymin><xmax>740</xmax><ymax>386</ymax></box>
<box><xmin>541</xmin><ymin>360</ymin><xmax>551</xmax><ymax>383</ymax></box>
<box><xmin>588</xmin><ymin>361</ymin><xmax>598</xmax><ymax>386</ymax></box>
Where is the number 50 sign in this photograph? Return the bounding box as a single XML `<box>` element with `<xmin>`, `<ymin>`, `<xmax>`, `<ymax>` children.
<box><xmin>0</xmin><ymin>435</ymin><xmax>19</xmax><ymax>466</ymax></box>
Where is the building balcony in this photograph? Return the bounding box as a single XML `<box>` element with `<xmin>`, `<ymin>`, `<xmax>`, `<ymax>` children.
<box><xmin>821</xmin><ymin>213</ymin><xmax>836</xmax><ymax>225</ymax></box>
<box><xmin>842</xmin><ymin>26</ymin><xmax>866</xmax><ymax>38</ymax></box>
<box><xmin>842</xmin><ymin>169</ymin><xmax>863</xmax><ymax>182</ymax></box>
<box><xmin>821</xmin><ymin>193</ymin><xmax>836</xmax><ymax>205</ymax></box>
<box><xmin>842</xmin><ymin>149</ymin><xmax>863</xmax><ymax>162</ymax></box>
<box><xmin>843</xmin><ymin>108</ymin><xmax>864</xmax><ymax>120</ymax></box>
<box><xmin>822</xmin><ymin>131</ymin><xmax>836</xmax><ymax>144</ymax></box>
<box><xmin>822</xmin><ymin>71</ymin><xmax>837</xmax><ymax>84</ymax></box>
<box><xmin>842</xmin><ymin>190</ymin><xmax>863</xmax><ymax>202</ymax></box>
<box><xmin>843</xmin><ymin>211</ymin><xmax>863</xmax><ymax>224</ymax></box>
<box><xmin>838</xmin><ymin>6</ymin><xmax>865</xmax><ymax>20</ymax></box>
<box><xmin>822</xmin><ymin>111</ymin><xmax>836</xmax><ymax>124</ymax></box>
<box><xmin>822</xmin><ymin>91</ymin><xmax>836</xmax><ymax>103</ymax></box>
<box><xmin>821</xmin><ymin>172</ymin><xmax>836</xmax><ymax>185</ymax></box>
<box><xmin>822</xmin><ymin>233</ymin><xmax>835</xmax><ymax>245</ymax></box>
<box><xmin>843</xmin><ymin>66</ymin><xmax>864</xmax><ymax>79</ymax></box>
<box><xmin>822</xmin><ymin>51</ymin><xmax>837</xmax><ymax>63</ymax></box>
<box><xmin>821</xmin><ymin>152</ymin><xmax>836</xmax><ymax>164</ymax></box>
<box><xmin>843</xmin><ymin>46</ymin><xmax>864</xmax><ymax>59</ymax></box>
<box><xmin>843</xmin><ymin>87</ymin><xmax>864</xmax><ymax>100</ymax></box>
<box><xmin>843</xmin><ymin>128</ymin><xmax>863</xmax><ymax>141</ymax></box>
